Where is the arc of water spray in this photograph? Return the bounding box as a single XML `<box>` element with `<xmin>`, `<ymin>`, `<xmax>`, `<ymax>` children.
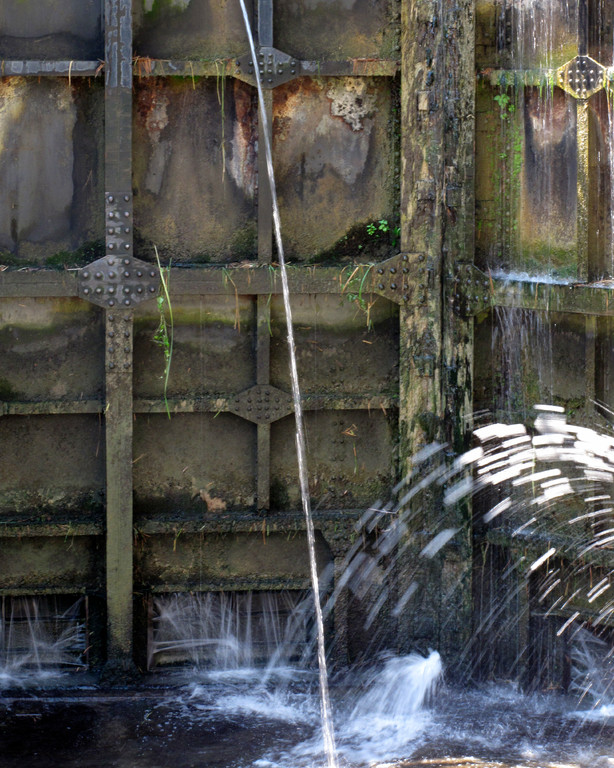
<box><xmin>236</xmin><ymin>4</ymin><xmax>338</xmax><ymax>766</ymax></box>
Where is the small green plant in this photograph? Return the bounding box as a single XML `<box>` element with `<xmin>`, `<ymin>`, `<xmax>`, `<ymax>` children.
<box><xmin>341</xmin><ymin>264</ymin><xmax>375</xmax><ymax>328</ymax></box>
<box><xmin>366</xmin><ymin>219</ymin><xmax>400</xmax><ymax>249</ymax></box>
<box><xmin>494</xmin><ymin>92</ymin><xmax>515</xmax><ymax>120</ymax></box>
<box><xmin>153</xmin><ymin>246</ymin><xmax>174</xmax><ymax>419</ymax></box>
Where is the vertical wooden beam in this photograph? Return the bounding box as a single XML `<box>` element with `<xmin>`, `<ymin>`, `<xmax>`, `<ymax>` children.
<box><xmin>397</xmin><ymin>0</ymin><xmax>446</xmax><ymax>656</ymax></box>
<box><xmin>399</xmin><ymin>0</ymin><xmax>444</xmax><ymax>465</ymax></box>
<box><xmin>256</xmin><ymin>294</ymin><xmax>272</xmax><ymax>510</ymax></box>
<box><xmin>103</xmin><ymin>0</ymin><xmax>135</xmax><ymax>674</ymax></box>
<box><xmin>439</xmin><ymin>0</ymin><xmax>475</xmax><ymax>675</ymax></box>
<box><xmin>399</xmin><ymin>0</ymin><xmax>475</xmax><ymax>669</ymax></box>
<box><xmin>577</xmin><ymin>100</ymin><xmax>589</xmax><ymax>282</ymax></box>
<box><xmin>104</xmin><ymin>309</ymin><xmax>134</xmax><ymax>664</ymax></box>
<box><xmin>255</xmin><ymin>0</ymin><xmax>274</xmax><ymax>511</ymax></box>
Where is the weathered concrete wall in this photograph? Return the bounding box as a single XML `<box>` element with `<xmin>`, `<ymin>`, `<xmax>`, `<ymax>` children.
<box><xmin>133</xmin><ymin>0</ymin><xmax>250</xmax><ymax>60</ymax></box>
<box><xmin>0</xmin><ymin>0</ymin><xmax>103</xmax><ymax>59</ymax></box>
<box><xmin>0</xmin><ymin>79</ymin><xmax>104</xmax><ymax>266</ymax></box>
<box><xmin>274</xmin><ymin>0</ymin><xmax>398</xmax><ymax>60</ymax></box>
<box><xmin>274</xmin><ymin>77</ymin><xmax>396</xmax><ymax>260</ymax></box>
<box><xmin>0</xmin><ymin>298</ymin><xmax>104</xmax><ymax>401</ymax></box>
<box><xmin>134</xmin><ymin>531</ymin><xmax>332</xmax><ymax>588</ymax></box>
<box><xmin>133</xmin><ymin>78</ymin><xmax>257</xmax><ymax>263</ymax></box>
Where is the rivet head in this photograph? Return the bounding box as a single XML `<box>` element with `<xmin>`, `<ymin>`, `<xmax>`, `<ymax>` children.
<box><xmin>108</xmin><ymin>195</ymin><xmax>114</xmax><ymax>203</ymax></box>
<box><xmin>136</xmin><ymin>270</ymin><xmax>143</xmax><ymax>277</ymax></box>
<box><xmin>108</xmin><ymin>346</ymin><xmax>115</xmax><ymax>353</ymax></box>
<box><xmin>377</xmin><ymin>283</ymin><xmax>385</xmax><ymax>290</ymax></box>
<box><xmin>108</xmin><ymin>243</ymin><xmax>114</xmax><ymax>250</ymax></box>
<box><xmin>83</xmin><ymin>287</ymin><xmax>90</xmax><ymax>295</ymax></box>
<box><xmin>95</xmin><ymin>286</ymin><xmax>103</xmax><ymax>294</ymax></box>
<box><xmin>124</xmin><ymin>299</ymin><xmax>131</xmax><ymax>306</ymax></box>
<box><xmin>109</xmin><ymin>362</ymin><xmax>115</xmax><ymax>369</ymax></box>
<box><xmin>124</xmin><ymin>270</ymin><xmax>130</xmax><ymax>278</ymax></box>
<box><xmin>124</xmin><ymin>211</ymin><xmax>130</xmax><ymax>218</ymax></box>
<box><xmin>137</xmin><ymin>287</ymin><xmax>143</xmax><ymax>294</ymax></box>
<box><xmin>108</xmin><ymin>212</ymin><xmax>115</xmax><ymax>219</ymax></box>
<box><xmin>108</xmin><ymin>286</ymin><xmax>115</xmax><ymax>294</ymax></box>
<box><xmin>108</xmin><ymin>330</ymin><xmax>115</xmax><ymax>338</ymax></box>
<box><xmin>124</xmin><ymin>362</ymin><xmax>130</xmax><ymax>369</ymax></box>
<box><xmin>124</xmin><ymin>195</ymin><xmax>130</xmax><ymax>202</ymax></box>
<box><xmin>390</xmin><ymin>282</ymin><xmax>397</xmax><ymax>289</ymax></box>
<box><xmin>149</xmin><ymin>286</ymin><xmax>156</xmax><ymax>293</ymax></box>
<box><xmin>124</xmin><ymin>286</ymin><xmax>131</xmax><ymax>294</ymax></box>
<box><xmin>389</xmin><ymin>267</ymin><xmax>396</xmax><ymax>274</ymax></box>
<box><xmin>82</xmin><ymin>270</ymin><xmax>90</xmax><ymax>279</ymax></box>
<box><xmin>108</xmin><ymin>315</ymin><xmax>115</xmax><ymax>322</ymax></box>
<box><xmin>109</xmin><ymin>271</ymin><xmax>116</xmax><ymax>279</ymax></box>
<box><xmin>149</xmin><ymin>270</ymin><xmax>156</xmax><ymax>278</ymax></box>
<box><xmin>124</xmin><ymin>227</ymin><xmax>130</xmax><ymax>234</ymax></box>
<box><xmin>108</xmin><ymin>228</ymin><xmax>115</xmax><ymax>235</ymax></box>
<box><xmin>124</xmin><ymin>244</ymin><xmax>130</xmax><ymax>250</ymax></box>
<box><xmin>107</xmin><ymin>258</ymin><xmax>115</xmax><ymax>266</ymax></box>
<box><xmin>95</xmin><ymin>271</ymin><xmax>103</xmax><ymax>279</ymax></box>
<box><xmin>108</xmin><ymin>299</ymin><xmax>115</xmax><ymax>306</ymax></box>
<box><xmin>124</xmin><ymin>258</ymin><xmax>131</xmax><ymax>265</ymax></box>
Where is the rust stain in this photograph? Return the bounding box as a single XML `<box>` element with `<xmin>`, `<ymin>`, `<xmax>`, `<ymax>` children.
<box><xmin>199</xmin><ymin>489</ymin><xmax>227</xmax><ymax>513</ymax></box>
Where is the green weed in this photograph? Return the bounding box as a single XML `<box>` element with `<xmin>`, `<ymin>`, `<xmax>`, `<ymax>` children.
<box><xmin>153</xmin><ymin>246</ymin><xmax>174</xmax><ymax>419</ymax></box>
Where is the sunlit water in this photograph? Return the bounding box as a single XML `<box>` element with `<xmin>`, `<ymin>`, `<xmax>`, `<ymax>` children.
<box><xmin>4</xmin><ymin>406</ymin><xmax>614</xmax><ymax>766</ymax></box>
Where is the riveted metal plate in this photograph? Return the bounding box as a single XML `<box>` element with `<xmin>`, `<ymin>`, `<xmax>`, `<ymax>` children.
<box><xmin>229</xmin><ymin>385</ymin><xmax>293</xmax><ymax>424</ymax></box>
<box><xmin>235</xmin><ymin>47</ymin><xmax>301</xmax><ymax>88</ymax></box>
<box><xmin>106</xmin><ymin>309</ymin><xmax>133</xmax><ymax>373</ymax></box>
<box><xmin>78</xmin><ymin>255</ymin><xmax>159</xmax><ymax>308</ymax></box>
<box><xmin>105</xmin><ymin>192</ymin><xmax>132</xmax><ymax>253</ymax></box>
<box><xmin>371</xmin><ymin>253</ymin><xmax>430</xmax><ymax>306</ymax></box>
<box><xmin>448</xmin><ymin>263</ymin><xmax>492</xmax><ymax>316</ymax></box>
<box><xmin>556</xmin><ymin>55</ymin><xmax>605</xmax><ymax>99</ymax></box>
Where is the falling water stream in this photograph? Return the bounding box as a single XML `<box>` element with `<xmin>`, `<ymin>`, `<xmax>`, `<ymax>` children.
<box><xmin>235</xmin><ymin>3</ymin><xmax>337</xmax><ymax>766</ymax></box>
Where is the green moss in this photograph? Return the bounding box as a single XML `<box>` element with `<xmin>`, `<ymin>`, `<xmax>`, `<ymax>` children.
<box><xmin>0</xmin><ymin>378</ymin><xmax>17</xmax><ymax>400</ymax></box>
<box><xmin>305</xmin><ymin>218</ymin><xmax>400</xmax><ymax>266</ymax></box>
<box><xmin>270</xmin><ymin>479</ymin><xmax>290</xmax><ymax>512</ymax></box>
<box><xmin>45</xmin><ymin>240</ymin><xmax>105</xmax><ymax>269</ymax></box>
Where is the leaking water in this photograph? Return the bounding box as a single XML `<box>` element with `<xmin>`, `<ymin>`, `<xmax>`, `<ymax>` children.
<box><xmin>4</xmin><ymin>408</ymin><xmax>614</xmax><ymax>764</ymax></box>
<box><xmin>236</xmin><ymin>2</ymin><xmax>338</xmax><ymax>765</ymax></box>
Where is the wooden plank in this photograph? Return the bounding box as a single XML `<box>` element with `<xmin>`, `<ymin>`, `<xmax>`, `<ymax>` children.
<box><xmin>1</xmin><ymin>61</ymin><xmax>102</xmax><ymax>77</ymax></box>
<box><xmin>103</xmin><ymin>0</ymin><xmax>135</xmax><ymax>672</ymax></box>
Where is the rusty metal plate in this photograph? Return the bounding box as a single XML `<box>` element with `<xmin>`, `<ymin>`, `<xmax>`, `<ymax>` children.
<box><xmin>78</xmin><ymin>256</ymin><xmax>159</xmax><ymax>308</ymax></box>
<box><xmin>371</xmin><ymin>253</ymin><xmax>429</xmax><ymax>305</ymax></box>
<box><xmin>229</xmin><ymin>384</ymin><xmax>293</xmax><ymax>424</ymax></box>
<box><xmin>448</xmin><ymin>263</ymin><xmax>492</xmax><ymax>316</ymax></box>
<box><xmin>556</xmin><ymin>55</ymin><xmax>605</xmax><ymax>99</ymax></box>
<box><xmin>235</xmin><ymin>47</ymin><xmax>301</xmax><ymax>88</ymax></box>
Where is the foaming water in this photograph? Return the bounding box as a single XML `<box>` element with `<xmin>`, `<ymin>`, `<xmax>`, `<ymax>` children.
<box><xmin>185</xmin><ymin>651</ymin><xmax>443</xmax><ymax>768</ymax></box>
<box><xmin>0</xmin><ymin>596</ymin><xmax>86</xmax><ymax>688</ymax></box>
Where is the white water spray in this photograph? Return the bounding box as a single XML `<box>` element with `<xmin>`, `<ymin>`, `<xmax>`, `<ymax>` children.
<box><xmin>236</xmin><ymin>4</ymin><xmax>337</xmax><ymax>766</ymax></box>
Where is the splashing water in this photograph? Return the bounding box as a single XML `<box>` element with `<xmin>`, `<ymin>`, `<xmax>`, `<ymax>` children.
<box><xmin>0</xmin><ymin>596</ymin><xmax>86</xmax><ymax>687</ymax></box>
<box><xmin>236</xmin><ymin>3</ymin><xmax>337</xmax><ymax>766</ymax></box>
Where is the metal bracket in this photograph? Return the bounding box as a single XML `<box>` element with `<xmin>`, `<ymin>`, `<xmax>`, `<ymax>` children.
<box><xmin>78</xmin><ymin>255</ymin><xmax>159</xmax><ymax>308</ymax></box>
<box><xmin>235</xmin><ymin>47</ymin><xmax>301</xmax><ymax>89</ymax></box>
<box><xmin>448</xmin><ymin>263</ymin><xmax>492</xmax><ymax>316</ymax></box>
<box><xmin>229</xmin><ymin>384</ymin><xmax>294</xmax><ymax>424</ymax></box>
<box><xmin>78</xmin><ymin>192</ymin><xmax>159</xmax><ymax>308</ymax></box>
<box><xmin>556</xmin><ymin>55</ymin><xmax>605</xmax><ymax>99</ymax></box>
<box><xmin>371</xmin><ymin>253</ymin><xmax>430</xmax><ymax>306</ymax></box>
